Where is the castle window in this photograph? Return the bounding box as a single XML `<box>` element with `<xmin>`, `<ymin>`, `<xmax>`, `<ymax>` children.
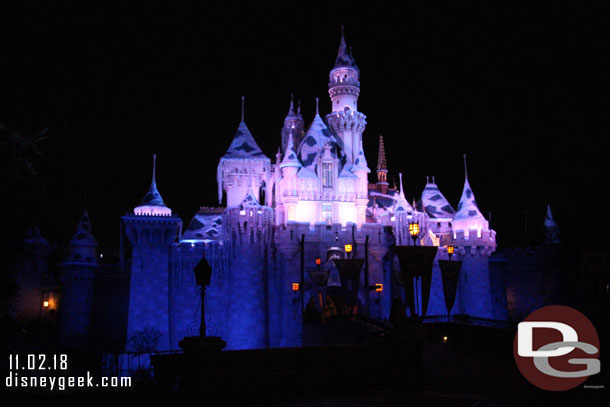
<box><xmin>322</xmin><ymin>163</ymin><xmax>333</xmax><ymax>188</ymax></box>
<box><xmin>322</xmin><ymin>204</ymin><xmax>332</xmax><ymax>223</ymax></box>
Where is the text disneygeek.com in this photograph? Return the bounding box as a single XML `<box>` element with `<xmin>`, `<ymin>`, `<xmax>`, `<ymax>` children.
<box><xmin>5</xmin><ymin>354</ymin><xmax>131</xmax><ymax>391</ymax></box>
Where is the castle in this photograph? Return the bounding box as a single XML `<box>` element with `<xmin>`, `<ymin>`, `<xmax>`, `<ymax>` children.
<box><xmin>20</xmin><ymin>30</ymin><xmax>560</xmax><ymax>353</ymax></box>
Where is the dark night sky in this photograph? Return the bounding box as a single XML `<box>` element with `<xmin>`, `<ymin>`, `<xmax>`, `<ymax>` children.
<box><xmin>1</xmin><ymin>2</ymin><xmax>609</xmax><ymax>250</ymax></box>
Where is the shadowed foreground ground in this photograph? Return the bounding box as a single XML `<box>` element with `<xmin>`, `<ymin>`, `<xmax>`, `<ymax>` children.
<box><xmin>4</xmin><ymin>323</ymin><xmax>608</xmax><ymax>406</ymax></box>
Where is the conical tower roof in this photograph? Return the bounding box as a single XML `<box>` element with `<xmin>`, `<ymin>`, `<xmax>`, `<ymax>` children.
<box><xmin>333</xmin><ymin>26</ymin><xmax>358</xmax><ymax>70</ymax></box>
<box><xmin>452</xmin><ymin>155</ymin><xmax>490</xmax><ymax>238</ymax></box>
<box><xmin>454</xmin><ymin>156</ymin><xmax>486</xmax><ymax>221</ymax></box>
<box><xmin>135</xmin><ymin>155</ymin><xmax>173</xmax><ymax>216</ymax></box>
<box><xmin>280</xmin><ymin>134</ymin><xmax>302</xmax><ymax>169</ymax></box>
<box><xmin>297</xmin><ymin>98</ymin><xmax>340</xmax><ymax>168</ymax></box>
<box><xmin>62</xmin><ymin>209</ymin><xmax>98</xmax><ymax>266</ymax></box>
<box><xmin>222</xmin><ymin>97</ymin><xmax>267</xmax><ymax>160</ymax></box>
<box><xmin>285</xmin><ymin>94</ymin><xmax>297</xmax><ymax>120</ymax></box>
<box><xmin>138</xmin><ymin>154</ymin><xmax>167</xmax><ymax>207</ymax></box>
<box><xmin>544</xmin><ymin>205</ymin><xmax>558</xmax><ymax>228</ymax></box>
<box><xmin>544</xmin><ymin>204</ymin><xmax>560</xmax><ymax>243</ymax></box>
<box><xmin>421</xmin><ymin>176</ymin><xmax>456</xmax><ymax>218</ymax></box>
<box><xmin>394</xmin><ymin>173</ymin><xmax>413</xmax><ymax>213</ymax></box>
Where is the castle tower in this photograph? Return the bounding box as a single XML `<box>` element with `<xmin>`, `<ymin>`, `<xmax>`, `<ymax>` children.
<box><xmin>278</xmin><ymin>133</ymin><xmax>301</xmax><ymax>224</ymax></box>
<box><xmin>351</xmin><ymin>139</ymin><xmax>371</xmax><ymax>225</ymax></box>
<box><xmin>376</xmin><ymin>135</ymin><xmax>388</xmax><ymax>194</ymax></box>
<box><xmin>223</xmin><ymin>189</ymin><xmax>274</xmax><ymax>349</ymax></box>
<box><xmin>58</xmin><ymin>210</ymin><xmax>98</xmax><ymax>349</ymax></box>
<box><xmin>326</xmin><ymin>27</ymin><xmax>367</xmax><ymax>163</ymax></box>
<box><xmin>14</xmin><ymin>227</ymin><xmax>53</xmax><ymax>326</ymax></box>
<box><xmin>280</xmin><ymin>94</ymin><xmax>305</xmax><ymax>155</ymax></box>
<box><xmin>123</xmin><ymin>155</ymin><xmax>182</xmax><ymax>351</ymax></box>
<box><xmin>217</xmin><ymin>97</ymin><xmax>271</xmax><ymax>207</ymax></box>
<box><xmin>451</xmin><ymin>155</ymin><xmax>496</xmax><ymax>319</ymax></box>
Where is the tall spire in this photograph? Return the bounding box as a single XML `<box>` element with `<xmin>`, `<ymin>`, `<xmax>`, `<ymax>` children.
<box><xmin>151</xmin><ymin>153</ymin><xmax>157</xmax><ymax>187</ymax></box>
<box><xmin>463</xmin><ymin>153</ymin><xmax>468</xmax><ymax>179</ymax></box>
<box><xmin>399</xmin><ymin>173</ymin><xmax>406</xmax><ymax>201</ymax></box>
<box><xmin>241</xmin><ymin>96</ymin><xmax>245</xmax><ymax>123</ymax></box>
<box><xmin>315</xmin><ymin>97</ymin><xmax>320</xmax><ymax>116</ymax></box>
<box><xmin>377</xmin><ymin>135</ymin><xmax>387</xmax><ymax>171</ymax></box>
<box><xmin>333</xmin><ymin>26</ymin><xmax>358</xmax><ymax>70</ymax></box>
<box><xmin>139</xmin><ymin>154</ymin><xmax>165</xmax><ymax>207</ymax></box>
<box><xmin>376</xmin><ymin>135</ymin><xmax>388</xmax><ymax>193</ymax></box>
<box><xmin>286</xmin><ymin>93</ymin><xmax>297</xmax><ymax>118</ymax></box>
<box><xmin>135</xmin><ymin>154</ymin><xmax>172</xmax><ymax>216</ymax></box>
<box><xmin>297</xmin><ymin>100</ymin><xmax>302</xmax><ymax>119</ymax></box>
<box><xmin>394</xmin><ymin>173</ymin><xmax>413</xmax><ymax>212</ymax></box>
<box><xmin>454</xmin><ymin>155</ymin><xmax>485</xmax><ymax>222</ymax></box>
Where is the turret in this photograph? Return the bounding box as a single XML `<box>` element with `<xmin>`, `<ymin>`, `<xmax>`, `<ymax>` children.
<box><xmin>122</xmin><ymin>155</ymin><xmax>182</xmax><ymax>351</ymax></box>
<box><xmin>58</xmin><ymin>210</ymin><xmax>98</xmax><ymax>349</ymax></box>
<box><xmin>450</xmin><ymin>155</ymin><xmax>496</xmax><ymax>319</ymax></box>
<box><xmin>326</xmin><ymin>27</ymin><xmax>367</xmax><ymax>163</ymax></box>
<box><xmin>328</xmin><ymin>26</ymin><xmax>360</xmax><ymax>113</ymax></box>
<box><xmin>278</xmin><ymin>133</ymin><xmax>301</xmax><ymax>224</ymax></box>
<box><xmin>217</xmin><ymin>97</ymin><xmax>271</xmax><ymax>207</ymax></box>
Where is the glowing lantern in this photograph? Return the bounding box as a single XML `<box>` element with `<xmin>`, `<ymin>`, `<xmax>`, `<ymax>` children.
<box><xmin>408</xmin><ymin>222</ymin><xmax>420</xmax><ymax>245</ymax></box>
<box><xmin>292</xmin><ymin>283</ymin><xmax>300</xmax><ymax>292</ymax></box>
<box><xmin>43</xmin><ymin>301</ymin><xmax>49</xmax><ymax>308</ymax></box>
<box><xmin>442</xmin><ymin>336</ymin><xmax>448</xmax><ymax>343</ymax></box>
<box><xmin>447</xmin><ymin>244</ymin><xmax>455</xmax><ymax>260</ymax></box>
<box><xmin>375</xmin><ymin>283</ymin><xmax>383</xmax><ymax>293</ymax></box>
<box><xmin>315</xmin><ymin>257</ymin><xmax>321</xmax><ymax>266</ymax></box>
<box><xmin>344</xmin><ymin>244</ymin><xmax>352</xmax><ymax>254</ymax></box>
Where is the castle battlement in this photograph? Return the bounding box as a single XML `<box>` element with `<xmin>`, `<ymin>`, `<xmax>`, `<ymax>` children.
<box><xmin>325</xmin><ymin>111</ymin><xmax>367</xmax><ymax>133</ymax></box>
<box><xmin>451</xmin><ymin>229</ymin><xmax>497</xmax><ymax>256</ymax></box>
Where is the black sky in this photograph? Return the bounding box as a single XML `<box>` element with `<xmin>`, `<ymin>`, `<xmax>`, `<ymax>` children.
<box><xmin>1</xmin><ymin>2</ymin><xmax>609</xmax><ymax>250</ymax></box>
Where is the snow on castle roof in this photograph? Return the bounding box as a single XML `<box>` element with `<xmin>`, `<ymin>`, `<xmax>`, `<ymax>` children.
<box><xmin>454</xmin><ymin>177</ymin><xmax>485</xmax><ymax>221</ymax></box>
<box><xmin>297</xmin><ymin>114</ymin><xmax>340</xmax><ymax>168</ymax></box>
<box><xmin>222</xmin><ymin>121</ymin><xmax>267</xmax><ymax>160</ymax></box>
<box><xmin>333</xmin><ymin>27</ymin><xmax>358</xmax><ymax>71</ymax></box>
<box><xmin>351</xmin><ymin>140</ymin><xmax>370</xmax><ymax>173</ymax></box>
<box><xmin>280</xmin><ymin>134</ymin><xmax>301</xmax><ymax>169</ymax></box>
<box><xmin>421</xmin><ymin>178</ymin><xmax>456</xmax><ymax>218</ymax></box>
<box><xmin>182</xmin><ymin>208</ymin><xmax>223</xmax><ymax>241</ymax></box>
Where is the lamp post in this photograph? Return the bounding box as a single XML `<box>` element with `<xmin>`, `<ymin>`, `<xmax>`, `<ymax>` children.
<box><xmin>333</xmin><ymin>257</ymin><xmax>364</xmax><ymax>318</ymax></box>
<box><xmin>178</xmin><ymin>255</ymin><xmax>226</xmax><ymax>352</ymax></box>
<box><xmin>193</xmin><ymin>256</ymin><xmax>213</xmax><ymax>337</ymax></box>
<box><xmin>308</xmin><ymin>258</ymin><xmax>330</xmax><ymax>313</ymax></box>
<box><xmin>447</xmin><ymin>244</ymin><xmax>454</xmax><ymax>261</ymax></box>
